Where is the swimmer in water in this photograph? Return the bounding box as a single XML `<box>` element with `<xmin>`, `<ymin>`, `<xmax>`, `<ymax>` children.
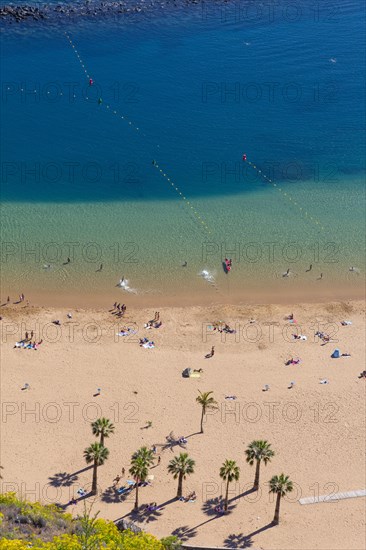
<box><xmin>242</xmin><ymin>153</ymin><xmax>247</xmax><ymax>161</ymax></box>
<box><xmin>98</xmin><ymin>97</ymin><xmax>102</xmax><ymax>105</ymax></box>
<box><xmin>182</xmin><ymin>261</ymin><xmax>187</xmax><ymax>267</ymax></box>
<box><xmin>89</xmin><ymin>78</ymin><xmax>93</xmax><ymax>86</ymax></box>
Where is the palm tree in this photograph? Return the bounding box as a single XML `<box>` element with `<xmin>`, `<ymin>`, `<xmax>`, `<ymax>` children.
<box><xmin>129</xmin><ymin>456</ymin><xmax>149</xmax><ymax>510</ymax></box>
<box><xmin>83</xmin><ymin>442</ymin><xmax>109</xmax><ymax>495</ymax></box>
<box><xmin>91</xmin><ymin>417</ymin><xmax>115</xmax><ymax>447</ymax></box>
<box><xmin>245</xmin><ymin>440</ymin><xmax>274</xmax><ymax>490</ymax></box>
<box><xmin>269</xmin><ymin>474</ymin><xmax>293</xmax><ymax>525</ymax></box>
<box><xmin>196</xmin><ymin>390</ymin><xmax>218</xmax><ymax>433</ymax></box>
<box><xmin>168</xmin><ymin>453</ymin><xmax>195</xmax><ymax>498</ymax></box>
<box><xmin>132</xmin><ymin>446</ymin><xmax>155</xmax><ymax>467</ymax></box>
<box><xmin>219</xmin><ymin>459</ymin><xmax>240</xmax><ymax>511</ymax></box>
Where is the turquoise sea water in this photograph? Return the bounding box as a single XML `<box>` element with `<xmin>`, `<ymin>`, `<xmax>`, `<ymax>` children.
<box><xmin>1</xmin><ymin>1</ymin><xmax>365</xmax><ymax>305</ymax></box>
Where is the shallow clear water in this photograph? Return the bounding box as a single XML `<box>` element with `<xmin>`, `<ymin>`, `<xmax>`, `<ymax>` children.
<box><xmin>1</xmin><ymin>0</ymin><xmax>365</xmax><ymax>305</ymax></box>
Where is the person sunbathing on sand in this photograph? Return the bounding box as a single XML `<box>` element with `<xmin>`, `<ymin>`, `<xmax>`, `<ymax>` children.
<box><xmin>285</xmin><ymin>357</ymin><xmax>301</xmax><ymax>365</ymax></box>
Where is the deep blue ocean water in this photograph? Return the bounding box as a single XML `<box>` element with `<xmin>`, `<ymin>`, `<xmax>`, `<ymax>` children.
<box><xmin>1</xmin><ymin>0</ymin><xmax>365</xmax><ymax>304</ymax></box>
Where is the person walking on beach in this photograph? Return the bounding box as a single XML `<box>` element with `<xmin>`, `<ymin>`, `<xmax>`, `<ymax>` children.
<box><xmin>7</xmin><ymin>296</ymin><xmax>10</xmax><ymax>303</ymax></box>
<box><xmin>113</xmin><ymin>475</ymin><xmax>121</xmax><ymax>487</ymax></box>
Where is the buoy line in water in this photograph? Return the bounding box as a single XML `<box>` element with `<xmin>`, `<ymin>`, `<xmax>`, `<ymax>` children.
<box><xmin>245</xmin><ymin>159</ymin><xmax>326</xmax><ymax>231</ymax></box>
<box><xmin>64</xmin><ymin>31</ymin><xmax>213</xmax><ymax>237</ymax></box>
<box><xmin>64</xmin><ymin>32</ymin><xmax>324</xmax><ymax>235</ymax></box>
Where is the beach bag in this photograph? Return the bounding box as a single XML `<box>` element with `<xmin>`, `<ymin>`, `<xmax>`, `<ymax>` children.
<box><xmin>182</xmin><ymin>368</ymin><xmax>192</xmax><ymax>378</ymax></box>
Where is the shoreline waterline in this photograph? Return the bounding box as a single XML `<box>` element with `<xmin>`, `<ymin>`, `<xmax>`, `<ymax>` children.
<box><xmin>1</xmin><ymin>281</ymin><xmax>364</xmax><ymax>310</ymax></box>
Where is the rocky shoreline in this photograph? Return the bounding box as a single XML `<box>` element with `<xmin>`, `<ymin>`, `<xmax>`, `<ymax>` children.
<box><xmin>0</xmin><ymin>0</ymin><xmax>210</xmax><ymax>23</ymax></box>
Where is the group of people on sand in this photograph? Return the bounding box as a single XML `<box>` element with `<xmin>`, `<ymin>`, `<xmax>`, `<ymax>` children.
<box><xmin>145</xmin><ymin>502</ymin><xmax>160</xmax><ymax>512</ymax></box>
<box><xmin>212</xmin><ymin>321</ymin><xmax>236</xmax><ymax>334</ymax></box>
<box><xmin>14</xmin><ymin>331</ymin><xmax>43</xmax><ymax>350</ymax></box>
<box><xmin>2</xmin><ymin>293</ymin><xmax>27</xmax><ymax>307</ymax></box>
<box><xmin>111</xmin><ymin>302</ymin><xmax>127</xmax><ymax>317</ymax></box>
<box><xmin>139</xmin><ymin>337</ymin><xmax>155</xmax><ymax>349</ymax></box>
<box><xmin>144</xmin><ymin>311</ymin><xmax>162</xmax><ymax>329</ymax></box>
<box><xmin>179</xmin><ymin>491</ymin><xmax>196</xmax><ymax>503</ymax></box>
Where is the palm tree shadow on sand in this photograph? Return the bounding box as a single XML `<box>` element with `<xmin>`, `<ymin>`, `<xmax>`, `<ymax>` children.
<box><xmin>202</xmin><ymin>497</ymin><xmax>237</xmax><ymax>518</ymax></box>
<box><xmin>48</xmin><ymin>472</ymin><xmax>79</xmax><ymax>487</ymax></box>
<box><xmin>171</xmin><ymin>525</ymin><xmax>198</xmax><ymax>542</ymax></box>
<box><xmin>224</xmin><ymin>523</ymin><xmax>275</xmax><ymax>548</ymax></box>
<box><xmin>177</xmin><ymin>497</ymin><xmax>237</xmax><ymax>532</ymax></box>
<box><xmin>154</xmin><ymin>431</ymin><xmax>190</xmax><ymax>453</ymax></box>
<box><xmin>224</xmin><ymin>533</ymin><xmax>254</xmax><ymax>548</ymax></box>
<box><xmin>131</xmin><ymin>505</ymin><xmax>165</xmax><ymax>524</ymax></box>
<box><xmin>101</xmin><ymin>486</ymin><xmax>132</xmax><ymax>504</ymax></box>
<box><xmin>115</xmin><ymin>503</ymin><xmax>166</xmax><ymax>525</ymax></box>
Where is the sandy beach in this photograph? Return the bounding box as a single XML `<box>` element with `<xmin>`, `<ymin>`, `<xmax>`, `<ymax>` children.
<box><xmin>1</xmin><ymin>298</ymin><xmax>365</xmax><ymax>549</ymax></box>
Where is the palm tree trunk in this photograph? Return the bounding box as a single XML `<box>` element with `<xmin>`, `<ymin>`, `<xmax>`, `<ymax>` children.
<box><xmin>224</xmin><ymin>479</ymin><xmax>229</xmax><ymax>511</ymax></box>
<box><xmin>92</xmin><ymin>461</ymin><xmax>97</xmax><ymax>495</ymax></box>
<box><xmin>177</xmin><ymin>473</ymin><xmax>183</xmax><ymax>498</ymax></box>
<box><xmin>273</xmin><ymin>493</ymin><xmax>281</xmax><ymax>524</ymax></box>
<box><xmin>254</xmin><ymin>459</ymin><xmax>261</xmax><ymax>490</ymax></box>
<box><xmin>100</xmin><ymin>433</ymin><xmax>104</xmax><ymax>447</ymax></box>
<box><xmin>134</xmin><ymin>481</ymin><xmax>139</xmax><ymax>510</ymax></box>
<box><xmin>200</xmin><ymin>408</ymin><xmax>204</xmax><ymax>433</ymax></box>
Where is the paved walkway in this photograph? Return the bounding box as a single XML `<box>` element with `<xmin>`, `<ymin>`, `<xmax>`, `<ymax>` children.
<box><xmin>299</xmin><ymin>489</ymin><xmax>366</xmax><ymax>505</ymax></box>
